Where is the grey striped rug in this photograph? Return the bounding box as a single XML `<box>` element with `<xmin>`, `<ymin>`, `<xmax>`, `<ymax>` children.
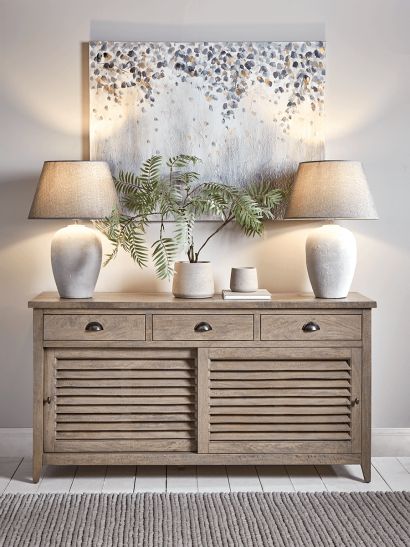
<box><xmin>0</xmin><ymin>492</ymin><xmax>409</xmax><ymax>546</ymax></box>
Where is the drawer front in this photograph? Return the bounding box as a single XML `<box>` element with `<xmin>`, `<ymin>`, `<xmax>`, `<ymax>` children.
<box><xmin>153</xmin><ymin>314</ymin><xmax>254</xmax><ymax>341</ymax></box>
<box><xmin>261</xmin><ymin>314</ymin><xmax>361</xmax><ymax>341</ymax></box>
<box><xmin>44</xmin><ymin>314</ymin><xmax>146</xmax><ymax>341</ymax></box>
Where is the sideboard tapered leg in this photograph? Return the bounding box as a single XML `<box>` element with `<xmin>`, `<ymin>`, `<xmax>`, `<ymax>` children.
<box><xmin>361</xmin><ymin>459</ymin><xmax>371</xmax><ymax>483</ymax></box>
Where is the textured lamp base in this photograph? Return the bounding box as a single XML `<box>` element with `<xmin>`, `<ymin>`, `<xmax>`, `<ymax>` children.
<box><xmin>306</xmin><ymin>224</ymin><xmax>357</xmax><ymax>299</ymax></box>
<box><xmin>51</xmin><ymin>224</ymin><xmax>102</xmax><ymax>299</ymax></box>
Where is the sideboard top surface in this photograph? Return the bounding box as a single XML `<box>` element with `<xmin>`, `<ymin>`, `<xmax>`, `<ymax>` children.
<box><xmin>29</xmin><ymin>292</ymin><xmax>377</xmax><ymax>309</ymax></box>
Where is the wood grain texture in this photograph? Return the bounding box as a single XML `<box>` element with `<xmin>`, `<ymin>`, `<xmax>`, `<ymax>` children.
<box><xmin>261</xmin><ymin>314</ymin><xmax>361</xmax><ymax>341</ymax></box>
<box><xmin>197</xmin><ymin>348</ymin><xmax>210</xmax><ymax>453</ymax></box>
<box><xmin>30</xmin><ymin>292</ymin><xmax>374</xmax><ymax>482</ymax></box>
<box><xmin>29</xmin><ymin>291</ymin><xmax>377</xmax><ymax>309</ymax></box>
<box><xmin>32</xmin><ymin>310</ymin><xmax>44</xmax><ymax>483</ymax></box>
<box><xmin>209</xmin><ymin>441</ymin><xmax>351</xmax><ymax>454</ymax></box>
<box><xmin>361</xmin><ymin>309</ymin><xmax>372</xmax><ymax>482</ymax></box>
<box><xmin>210</xmin><ymin>415</ymin><xmax>350</xmax><ymax>424</ymax></box>
<box><xmin>210</xmin><ymin>361</ymin><xmax>351</xmax><ymax>371</ymax></box>
<box><xmin>45</xmin><ymin>351</ymin><xmax>197</xmax><ymax>456</ymax></box>
<box><xmin>54</xmin><ymin>440</ymin><xmax>194</xmax><ymax>452</ymax></box>
<box><xmin>44</xmin><ymin>453</ymin><xmax>362</xmax><ymax>466</ymax></box>
<box><xmin>210</xmin><ymin>406</ymin><xmax>351</xmax><ymax>415</ymax></box>
<box><xmin>153</xmin><ymin>314</ymin><xmax>254</xmax><ymax>341</ymax></box>
<box><xmin>44</xmin><ymin>314</ymin><xmax>145</xmax><ymax>341</ymax></box>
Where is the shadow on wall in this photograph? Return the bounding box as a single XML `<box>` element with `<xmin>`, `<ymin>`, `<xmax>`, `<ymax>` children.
<box><xmin>0</xmin><ymin>174</ymin><xmax>55</xmax><ymax>248</ymax></box>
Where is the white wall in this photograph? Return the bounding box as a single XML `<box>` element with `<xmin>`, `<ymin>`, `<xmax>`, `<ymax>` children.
<box><xmin>0</xmin><ymin>0</ymin><xmax>409</xmax><ymax>427</ymax></box>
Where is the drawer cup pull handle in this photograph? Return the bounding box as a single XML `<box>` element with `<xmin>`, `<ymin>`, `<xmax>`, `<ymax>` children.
<box><xmin>194</xmin><ymin>321</ymin><xmax>213</xmax><ymax>333</ymax></box>
<box><xmin>85</xmin><ymin>321</ymin><xmax>104</xmax><ymax>332</ymax></box>
<box><xmin>302</xmin><ymin>321</ymin><xmax>320</xmax><ymax>332</ymax></box>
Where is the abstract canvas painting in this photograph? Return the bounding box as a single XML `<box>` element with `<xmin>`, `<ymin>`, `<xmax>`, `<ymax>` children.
<box><xmin>89</xmin><ymin>41</ymin><xmax>325</xmax><ymax>217</ymax></box>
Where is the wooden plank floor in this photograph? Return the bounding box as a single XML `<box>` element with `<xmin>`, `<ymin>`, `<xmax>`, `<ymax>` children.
<box><xmin>1</xmin><ymin>457</ymin><xmax>407</xmax><ymax>494</ymax></box>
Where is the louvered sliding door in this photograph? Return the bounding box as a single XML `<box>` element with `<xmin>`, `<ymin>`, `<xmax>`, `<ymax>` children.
<box><xmin>44</xmin><ymin>350</ymin><xmax>196</xmax><ymax>453</ymax></box>
<box><xmin>208</xmin><ymin>349</ymin><xmax>361</xmax><ymax>454</ymax></box>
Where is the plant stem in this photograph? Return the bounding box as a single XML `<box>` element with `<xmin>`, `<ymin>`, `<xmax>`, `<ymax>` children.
<box><xmin>194</xmin><ymin>215</ymin><xmax>234</xmax><ymax>262</ymax></box>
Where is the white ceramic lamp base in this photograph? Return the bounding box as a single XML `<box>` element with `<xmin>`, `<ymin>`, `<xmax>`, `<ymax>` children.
<box><xmin>51</xmin><ymin>224</ymin><xmax>102</xmax><ymax>299</ymax></box>
<box><xmin>306</xmin><ymin>224</ymin><xmax>357</xmax><ymax>299</ymax></box>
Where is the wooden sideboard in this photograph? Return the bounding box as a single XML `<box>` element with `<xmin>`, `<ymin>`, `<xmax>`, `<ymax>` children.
<box><xmin>29</xmin><ymin>292</ymin><xmax>376</xmax><ymax>483</ymax></box>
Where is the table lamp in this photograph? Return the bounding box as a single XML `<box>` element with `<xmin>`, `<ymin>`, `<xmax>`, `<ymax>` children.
<box><xmin>285</xmin><ymin>161</ymin><xmax>378</xmax><ymax>298</ymax></box>
<box><xmin>29</xmin><ymin>161</ymin><xmax>118</xmax><ymax>298</ymax></box>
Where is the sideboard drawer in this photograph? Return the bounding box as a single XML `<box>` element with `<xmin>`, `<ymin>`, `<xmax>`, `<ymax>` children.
<box><xmin>153</xmin><ymin>314</ymin><xmax>254</xmax><ymax>341</ymax></box>
<box><xmin>44</xmin><ymin>314</ymin><xmax>146</xmax><ymax>341</ymax></box>
<box><xmin>261</xmin><ymin>314</ymin><xmax>361</xmax><ymax>341</ymax></box>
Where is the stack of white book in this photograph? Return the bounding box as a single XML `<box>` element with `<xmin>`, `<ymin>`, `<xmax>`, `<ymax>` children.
<box><xmin>222</xmin><ymin>289</ymin><xmax>271</xmax><ymax>300</ymax></box>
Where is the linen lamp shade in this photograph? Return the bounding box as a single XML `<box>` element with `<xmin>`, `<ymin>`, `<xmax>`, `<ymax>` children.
<box><xmin>29</xmin><ymin>161</ymin><xmax>118</xmax><ymax>219</ymax></box>
<box><xmin>285</xmin><ymin>160</ymin><xmax>378</xmax><ymax>299</ymax></box>
<box><xmin>285</xmin><ymin>161</ymin><xmax>378</xmax><ymax>220</ymax></box>
<box><xmin>28</xmin><ymin>160</ymin><xmax>118</xmax><ymax>299</ymax></box>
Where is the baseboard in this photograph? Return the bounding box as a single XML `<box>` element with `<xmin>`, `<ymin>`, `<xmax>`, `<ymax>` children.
<box><xmin>372</xmin><ymin>428</ymin><xmax>410</xmax><ymax>457</ymax></box>
<box><xmin>0</xmin><ymin>428</ymin><xmax>32</xmax><ymax>458</ymax></box>
<box><xmin>0</xmin><ymin>428</ymin><xmax>409</xmax><ymax>458</ymax></box>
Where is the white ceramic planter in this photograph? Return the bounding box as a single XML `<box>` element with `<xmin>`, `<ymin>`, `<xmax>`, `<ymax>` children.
<box><xmin>306</xmin><ymin>224</ymin><xmax>357</xmax><ymax>299</ymax></box>
<box><xmin>172</xmin><ymin>261</ymin><xmax>215</xmax><ymax>299</ymax></box>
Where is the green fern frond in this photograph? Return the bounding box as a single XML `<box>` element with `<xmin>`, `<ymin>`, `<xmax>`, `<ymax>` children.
<box><xmin>96</xmin><ymin>154</ymin><xmax>284</xmax><ymax>274</ymax></box>
<box><xmin>121</xmin><ymin>223</ymin><xmax>149</xmax><ymax>268</ymax></box>
<box><xmin>139</xmin><ymin>155</ymin><xmax>162</xmax><ymax>182</ymax></box>
<box><xmin>231</xmin><ymin>191</ymin><xmax>264</xmax><ymax>237</ymax></box>
<box><xmin>152</xmin><ymin>237</ymin><xmax>177</xmax><ymax>279</ymax></box>
<box><xmin>174</xmin><ymin>211</ymin><xmax>195</xmax><ymax>250</ymax></box>
<box><xmin>166</xmin><ymin>155</ymin><xmax>201</xmax><ymax>169</ymax></box>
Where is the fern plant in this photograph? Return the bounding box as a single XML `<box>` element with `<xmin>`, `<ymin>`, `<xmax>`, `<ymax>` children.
<box><xmin>96</xmin><ymin>155</ymin><xmax>283</xmax><ymax>279</ymax></box>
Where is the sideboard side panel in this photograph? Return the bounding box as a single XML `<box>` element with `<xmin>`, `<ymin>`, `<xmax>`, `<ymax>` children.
<box><xmin>361</xmin><ymin>309</ymin><xmax>372</xmax><ymax>482</ymax></box>
<box><xmin>32</xmin><ymin>309</ymin><xmax>44</xmax><ymax>483</ymax></box>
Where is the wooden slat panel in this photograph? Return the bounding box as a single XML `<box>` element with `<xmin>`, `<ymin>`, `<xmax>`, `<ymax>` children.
<box><xmin>211</xmin><ymin>388</ymin><xmax>350</xmax><ymax>397</ymax></box>
<box><xmin>48</xmin><ymin>351</ymin><xmax>199</xmax><ymax>456</ymax></box>
<box><xmin>197</xmin><ymin>348</ymin><xmax>210</xmax><ymax>453</ymax></box>
<box><xmin>210</xmin><ymin>380</ymin><xmax>350</xmax><ymax>389</ymax></box>
<box><xmin>54</xmin><ymin>349</ymin><xmax>196</xmax><ymax>359</ymax></box>
<box><xmin>57</xmin><ymin>431</ymin><xmax>193</xmax><ymax>440</ymax></box>
<box><xmin>57</xmin><ymin>396</ymin><xmax>194</xmax><ymax>405</ymax></box>
<box><xmin>57</xmin><ymin>370</ymin><xmax>194</xmax><ymax>379</ymax></box>
<box><xmin>57</xmin><ymin>405</ymin><xmax>194</xmax><ymax>414</ymax></box>
<box><xmin>211</xmin><ymin>423</ymin><xmax>350</xmax><ymax>432</ymax></box>
<box><xmin>211</xmin><ymin>397</ymin><xmax>351</xmax><ymax>406</ymax></box>
<box><xmin>56</xmin><ymin>387</ymin><xmax>192</xmax><ymax>396</ymax></box>
<box><xmin>57</xmin><ymin>413</ymin><xmax>194</xmax><ymax>422</ymax></box>
<box><xmin>210</xmin><ymin>415</ymin><xmax>350</xmax><ymax>424</ymax></box>
<box><xmin>57</xmin><ymin>378</ymin><xmax>194</xmax><ymax>388</ymax></box>
<box><xmin>53</xmin><ymin>439</ymin><xmax>195</xmax><ymax>452</ymax></box>
<box><xmin>58</xmin><ymin>359</ymin><xmax>193</xmax><ymax>370</ymax></box>
<box><xmin>210</xmin><ymin>432</ymin><xmax>351</xmax><ymax>441</ymax></box>
<box><xmin>211</xmin><ymin>371</ymin><xmax>350</xmax><ymax>380</ymax></box>
<box><xmin>210</xmin><ymin>406</ymin><xmax>350</xmax><ymax>415</ymax></box>
<box><xmin>57</xmin><ymin>422</ymin><xmax>194</xmax><ymax>431</ymax></box>
<box><xmin>211</xmin><ymin>360</ymin><xmax>350</xmax><ymax>371</ymax></box>
<box><xmin>209</xmin><ymin>441</ymin><xmax>351</xmax><ymax>454</ymax></box>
